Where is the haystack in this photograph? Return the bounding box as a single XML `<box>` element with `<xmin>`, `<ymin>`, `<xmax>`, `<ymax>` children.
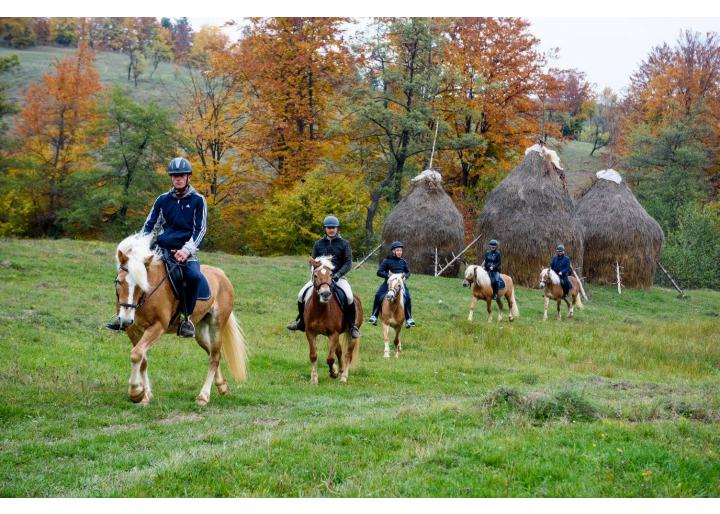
<box><xmin>574</xmin><ymin>169</ymin><xmax>664</xmax><ymax>288</ymax></box>
<box><xmin>476</xmin><ymin>149</ymin><xmax>584</xmax><ymax>287</ymax></box>
<box><xmin>381</xmin><ymin>170</ymin><xmax>465</xmax><ymax>276</ymax></box>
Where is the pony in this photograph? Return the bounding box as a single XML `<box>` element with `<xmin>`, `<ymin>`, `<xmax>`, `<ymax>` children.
<box><xmin>304</xmin><ymin>256</ymin><xmax>362</xmax><ymax>384</ymax></box>
<box><xmin>462</xmin><ymin>264</ymin><xmax>519</xmax><ymax>322</ymax></box>
<box><xmin>380</xmin><ymin>273</ymin><xmax>405</xmax><ymax>358</ymax></box>
<box><xmin>111</xmin><ymin>233</ymin><xmax>248</xmax><ymax>405</ymax></box>
<box><xmin>538</xmin><ymin>268</ymin><xmax>584</xmax><ymax>320</ymax></box>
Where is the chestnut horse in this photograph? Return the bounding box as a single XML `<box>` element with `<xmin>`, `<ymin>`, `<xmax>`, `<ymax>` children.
<box><xmin>112</xmin><ymin>234</ymin><xmax>248</xmax><ymax>405</ymax></box>
<box><xmin>304</xmin><ymin>257</ymin><xmax>362</xmax><ymax>384</ymax></box>
<box><xmin>462</xmin><ymin>264</ymin><xmax>519</xmax><ymax>322</ymax></box>
<box><xmin>538</xmin><ymin>268</ymin><xmax>584</xmax><ymax>320</ymax></box>
<box><xmin>381</xmin><ymin>273</ymin><xmax>405</xmax><ymax>358</ymax></box>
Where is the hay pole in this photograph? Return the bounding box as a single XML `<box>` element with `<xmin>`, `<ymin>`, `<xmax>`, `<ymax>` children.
<box><xmin>571</xmin><ymin>266</ymin><xmax>589</xmax><ymax>301</ymax></box>
<box><xmin>434</xmin><ymin>248</ymin><xmax>438</xmax><ymax>276</ymax></box>
<box><xmin>428</xmin><ymin>118</ymin><xmax>440</xmax><ymax>170</ymax></box>
<box><xmin>615</xmin><ymin>262</ymin><xmax>623</xmax><ymax>294</ymax></box>
<box><xmin>656</xmin><ymin>260</ymin><xmax>686</xmax><ymax>298</ymax></box>
<box><xmin>435</xmin><ymin>234</ymin><xmax>483</xmax><ymax>277</ymax></box>
<box><xmin>352</xmin><ymin>243</ymin><xmax>383</xmax><ymax>271</ymax></box>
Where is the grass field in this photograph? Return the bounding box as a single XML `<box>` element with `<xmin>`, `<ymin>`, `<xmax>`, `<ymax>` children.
<box><xmin>0</xmin><ymin>45</ymin><xmax>187</xmax><ymax>111</ymax></box>
<box><xmin>0</xmin><ymin>238</ymin><xmax>719</xmax><ymax>497</ymax></box>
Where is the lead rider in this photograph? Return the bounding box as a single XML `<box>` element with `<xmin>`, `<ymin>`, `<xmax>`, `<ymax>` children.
<box><xmin>106</xmin><ymin>157</ymin><xmax>208</xmax><ymax>338</ymax></box>
<box><xmin>286</xmin><ymin>215</ymin><xmax>361</xmax><ymax>339</ymax></box>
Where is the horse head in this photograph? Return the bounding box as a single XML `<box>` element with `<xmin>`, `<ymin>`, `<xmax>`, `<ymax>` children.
<box><xmin>114</xmin><ymin>234</ymin><xmax>156</xmax><ymax>328</ymax></box>
<box><xmin>310</xmin><ymin>256</ymin><xmax>334</xmax><ymax>304</ymax></box>
<box><xmin>538</xmin><ymin>268</ymin><xmax>559</xmax><ymax>289</ymax></box>
<box><xmin>462</xmin><ymin>265</ymin><xmax>477</xmax><ymax>288</ymax></box>
<box><xmin>386</xmin><ymin>273</ymin><xmax>404</xmax><ymax>302</ymax></box>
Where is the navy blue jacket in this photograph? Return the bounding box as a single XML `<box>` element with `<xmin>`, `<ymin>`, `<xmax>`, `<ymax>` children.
<box><xmin>312</xmin><ymin>235</ymin><xmax>352</xmax><ymax>279</ymax></box>
<box><xmin>550</xmin><ymin>255</ymin><xmax>571</xmax><ymax>276</ymax></box>
<box><xmin>142</xmin><ymin>185</ymin><xmax>208</xmax><ymax>257</ymax></box>
<box><xmin>377</xmin><ymin>255</ymin><xmax>411</xmax><ymax>280</ymax></box>
<box><xmin>483</xmin><ymin>250</ymin><xmax>502</xmax><ymax>273</ymax></box>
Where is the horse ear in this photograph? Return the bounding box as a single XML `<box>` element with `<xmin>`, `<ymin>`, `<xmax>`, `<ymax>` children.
<box><xmin>144</xmin><ymin>254</ymin><xmax>153</xmax><ymax>267</ymax></box>
<box><xmin>117</xmin><ymin>250</ymin><xmax>128</xmax><ymax>266</ymax></box>
<box><xmin>308</xmin><ymin>258</ymin><xmax>317</xmax><ymax>267</ymax></box>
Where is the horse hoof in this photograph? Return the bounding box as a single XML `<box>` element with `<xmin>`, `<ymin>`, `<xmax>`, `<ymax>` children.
<box><xmin>340</xmin><ymin>374</ymin><xmax>348</xmax><ymax>383</ymax></box>
<box><xmin>395</xmin><ymin>352</ymin><xmax>399</xmax><ymax>359</ymax></box>
<box><xmin>384</xmin><ymin>351</ymin><xmax>390</xmax><ymax>358</ymax></box>
<box><xmin>311</xmin><ymin>375</ymin><xmax>318</xmax><ymax>385</ymax></box>
<box><xmin>128</xmin><ymin>385</ymin><xmax>145</xmax><ymax>403</ymax></box>
<box><xmin>217</xmin><ymin>382</ymin><xmax>229</xmax><ymax>395</ymax></box>
<box><xmin>196</xmin><ymin>394</ymin><xmax>209</xmax><ymax>406</ymax></box>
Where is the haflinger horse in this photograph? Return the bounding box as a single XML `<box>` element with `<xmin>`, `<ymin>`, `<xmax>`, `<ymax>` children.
<box><xmin>538</xmin><ymin>268</ymin><xmax>584</xmax><ymax>320</ymax></box>
<box><xmin>305</xmin><ymin>256</ymin><xmax>362</xmax><ymax>384</ymax></box>
<box><xmin>463</xmin><ymin>264</ymin><xmax>519</xmax><ymax>322</ymax></box>
<box><xmin>112</xmin><ymin>233</ymin><xmax>248</xmax><ymax>406</ymax></box>
<box><xmin>381</xmin><ymin>273</ymin><xmax>405</xmax><ymax>358</ymax></box>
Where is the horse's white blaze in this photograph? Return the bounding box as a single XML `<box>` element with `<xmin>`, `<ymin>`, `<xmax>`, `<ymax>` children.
<box><xmin>119</xmin><ymin>275</ymin><xmax>137</xmax><ymax>322</ymax></box>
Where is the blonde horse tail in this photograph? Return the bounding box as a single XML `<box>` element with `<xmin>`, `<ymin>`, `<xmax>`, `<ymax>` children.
<box><xmin>510</xmin><ymin>287</ymin><xmax>519</xmax><ymax>318</ymax></box>
<box><xmin>574</xmin><ymin>290</ymin><xmax>584</xmax><ymax>310</ymax></box>
<box><xmin>221</xmin><ymin>312</ymin><xmax>248</xmax><ymax>382</ymax></box>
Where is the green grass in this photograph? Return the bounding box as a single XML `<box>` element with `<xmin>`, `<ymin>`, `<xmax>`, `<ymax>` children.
<box><xmin>0</xmin><ymin>45</ymin><xmax>188</xmax><ymax>110</ymax></box>
<box><xmin>1</xmin><ymin>238</ymin><xmax>719</xmax><ymax>497</ymax></box>
<box><xmin>557</xmin><ymin>140</ymin><xmax>610</xmax><ymax>199</ymax></box>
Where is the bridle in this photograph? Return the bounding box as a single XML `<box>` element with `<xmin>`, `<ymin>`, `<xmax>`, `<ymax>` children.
<box><xmin>387</xmin><ymin>275</ymin><xmax>403</xmax><ymax>300</ymax></box>
<box><xmin>312</xmin><ymin>265</ymin><xmax>333</xmax><ymax>293</ymax></box>
<box><xmin>114</xmin><ymin>263</ymin><xmax>170</xmax><ymax>310</ymax></box>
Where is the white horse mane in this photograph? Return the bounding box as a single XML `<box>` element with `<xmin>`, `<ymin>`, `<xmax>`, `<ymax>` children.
<box><xmin>116</xmin><ymin>233</ymin><xmax>160</xmax><ymax>292</ymax></box>
<box><xmin>541</xmin><ymin>268</ymin><xmax>560</xmax><ymax>285</ymax></box>
<box><xmin>314</xmin><ymin>255</ymin><xmax>335</xmax><ymax>271</ymax></box>
<box><xmin>466</xmin><ymin>264</ymin><xmax>491</xmax><ymax>288</ymax></box>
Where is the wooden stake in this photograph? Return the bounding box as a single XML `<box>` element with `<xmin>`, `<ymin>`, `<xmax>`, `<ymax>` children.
<box><xmin>352</xmin><ymin>243</ymin><xmax>382</xmax><ymax>271</ymax></box>
<box><xmin>435</xmin><ymin>234</ymin><xmax>483</xmax><ymax>277</ymax></box>
<box><xmin>656</xmin><ymin>260</ymin><xmax>686</xmax><ymax>297</ymax></box>
<box><xmin>616</xmin><ymin>261</ymin><xmax>622</xmax><ymax>294</ymax></box>
<box><xmin>434</xmin><ymin>247</ymin><xmax>438</xmax><ymax>276</ymax></box>
<box><xmin>428</xmin><ymin>118</ymin><xmax>440</xmax><ymax>170</ymax></box>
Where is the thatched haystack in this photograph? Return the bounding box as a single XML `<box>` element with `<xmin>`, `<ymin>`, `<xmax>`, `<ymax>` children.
<box><xmin>381</xmin><ymin>170</ymin><xmax>465</xmax><ymax>276</ymax></box>
<box><xmin>476</xmin><ymin>150</ymin><xmax>584</xmax><ymax>287</ymax></box>
<box><xmin>574</xmin><ymin>169</ymin><xmax>664</xmax><ymax>288</ymax></box>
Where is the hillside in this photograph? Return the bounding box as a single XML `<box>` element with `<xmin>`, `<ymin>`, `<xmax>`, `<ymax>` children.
<box><xmin>0</xmin><ymin>45</ymin><xmax>188</xmax><ymax>110</ymax></box>
<box><xmin>557</xmin><ymin>140</ymin><xmax>611</xmax><ymax>200</ymax></box>
<box><xmin>1</xmin><ymin>238</ymin><xmax>719</xmax><ymax>497</ymax></box>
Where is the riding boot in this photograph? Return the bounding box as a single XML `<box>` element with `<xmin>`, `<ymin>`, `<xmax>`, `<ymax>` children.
<box><xmin>404</xmin><ymin>294</ymin><xmax>415</xmax><ymax>327</ymax></box>
<box><xmin>345</xmin><ymin>302</ymin><xmax>360</xmax><ymax>339</ymax></box>
<box><xmin>287</xmin><ymin>301</ymin><xmax>306</xmax><ymax>332</ymax></box>
<box><xmin>492</xmin><ymin>282</ymin><xmax>499</xmax><ymax>300</ymax></box>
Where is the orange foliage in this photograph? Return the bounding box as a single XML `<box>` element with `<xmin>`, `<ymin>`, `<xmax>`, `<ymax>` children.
<box><xmin>235</xmin><ymin>17</ymin><xmax>355</xmax><ymax>188</ymax></box>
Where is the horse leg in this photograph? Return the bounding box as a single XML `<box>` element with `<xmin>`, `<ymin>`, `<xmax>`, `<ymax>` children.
<box><xmin>486</xmin><ymin>299</ymin><xmax>493</xmax><ymax>323</ymax></box>
<box><xmin>341</xmin><ymin>332</ymin><xmax>357</xmax><ymax>383</ymax></box>
<box><xmin>195</xmin><ymin>318</ymin><xmax>229</xmax><ymax>397</ymax></box>
<box><xmin>468</xmin><ymin>296</ymin><xmax>478</xmax><ymax>321</ymax></box>
<box><xmin>543</xmin><ymin>296</ymin><xmax>549</xmax><ymax>321</ymax></box>
<box><xmin>128</xmin><ymin>323</ymin><xmax>164</xmax><ymax>404</ymax></box>
<box><xmin>556</xmin><ymin>299</ymin><xmax>562</xmax><ymax>320</ymax></box>
<box><xmin>127</xmin><ymin>326</ymin><xmax>153</xmax><ymax>404</ymax></box>
<box><xmin>394</xmin><ymin>326</ymin><xmax>401</xmax><ymax>358</ymax></box>
<box><xmin>327</xmin><ymin>333</ymin><xmax>340</xmax><ymax>379</ymax></box>
<box><xmin>306</xmin><ymin>332</ymin><xmax>319</xmax><ymax>385</ymax></box>
<box><xmin>567</xmin><ymin>296</ymin><xmax>574</xmax><ymax>318</ymax></box>
<box><xmin>506</xmin><ymin>291</ymin><xmax>514</xmax><ymax>322</ymax></box>
<box><xmin>196</xmin><ymin>317</ymin><xmax>225</xmax><ymax>406</ymax></box>
<box><xmin>497</xmin><ymin>297</ymin><xmax>504</xmax><ymax>322</ymax></box>
<box><xmin>383</xmin><ymin>322</ymin><xmax>390</xmax><ymax>358</ymax></box>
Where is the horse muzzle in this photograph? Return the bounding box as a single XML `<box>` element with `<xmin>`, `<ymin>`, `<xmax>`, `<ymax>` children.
<box><xmin>386</xmin><ymin>292</ymin><xmax>396</xmax><ymax>302</ymax></box>
<box><xmin>462</xmin><ymin>280</ymin><xmax>470</xmax><ymax>288</ymax></box>
<box><xmin>319</xmin><ymin>290</ymin><xmax>332</xmax><ymax>303</ymax></box>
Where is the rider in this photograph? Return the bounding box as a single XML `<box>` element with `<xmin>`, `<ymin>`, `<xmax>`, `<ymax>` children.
<box><xmin>484</xmin><ymin>239</ymin><xmax>502</xmax><ymax>300</ymax></box>
<box><xmin>286</xmin><ymin>215</ymin><xmax>361</xmax><ymax>339</ymax></box>
<box><xmin>106</xmin><ymin>157</ymin><xmax>207</xmax><ymax>338</ymax></box>
<box><xmin>550</xmin><ymin>244</ymin><xmax>572</xmax><ymax>299</ymax></box>
<box><xmin>368</xmin><ymin>241</ymin><xmax>415</xmax><ymax>328</ymax></box>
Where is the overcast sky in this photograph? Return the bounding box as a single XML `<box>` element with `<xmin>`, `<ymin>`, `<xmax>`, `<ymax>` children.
<box><xmin>187</xmin><ymin>16</ymin><xmax>720</xmax><ymax>96</ymax></box>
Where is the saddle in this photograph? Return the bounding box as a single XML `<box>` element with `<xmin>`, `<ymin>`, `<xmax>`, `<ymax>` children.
<box><xmin>161</xmin><ymin>250</ymin><xmax>211</xmax><ymax>302</ymax></box>
<box><xmin>332</xmin><ymin>284</ymin><xmax>349</xmax><ymax>311</ymax></box>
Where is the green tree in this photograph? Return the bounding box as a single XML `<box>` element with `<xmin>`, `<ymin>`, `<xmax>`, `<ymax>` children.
<box><xmin>59</xmin><ymin>86</ymin><xmax>178</xmax><ymax>238</ymax></box>
<box><xmin>0</xmin><ymin>18</ymin><xmax>37</xmax><ymax>48</ymax></box>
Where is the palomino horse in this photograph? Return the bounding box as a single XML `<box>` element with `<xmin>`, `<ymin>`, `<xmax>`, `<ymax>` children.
<box><xmin>538</xmin><ymin>268</ymin><xmax>584</xmax><ymax>320</ymax></box>
<box><xmin>381</xmin><ymin>273</ymin><xmax>405</xmax><ymax>358</ymax></box>
<box><xmin>462</xmin><ymin>264</ymin><xmax>519</xmax><ymax>322</ymax></box>
<box><xmin>112</xmin><ymin>234</ymin><xmax>248</xmax><ymax>405</ymax></box>
<box><xmin>304</xmin><ymin>256</ymin><xmax>363</xmax><ymax>384</ymax></box>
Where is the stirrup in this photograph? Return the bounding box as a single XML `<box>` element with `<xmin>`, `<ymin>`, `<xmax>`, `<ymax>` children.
<box><xmin>368</xmin><ymin>315</ymin><xmax>377</xmax><ymax>325</ymax></box>
<box><xmin>178</xmin><ymin>318</ymin><xmax>195</xmax><ymax>338</ymax></box>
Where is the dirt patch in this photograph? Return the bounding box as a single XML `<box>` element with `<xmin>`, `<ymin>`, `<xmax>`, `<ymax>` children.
<box><xmin>252</xmin><ymin>418</ymin><xmax>286</xmax><ymax>427</ymax></box>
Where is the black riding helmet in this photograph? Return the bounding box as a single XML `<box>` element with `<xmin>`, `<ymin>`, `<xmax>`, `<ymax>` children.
<box><xmin>168</xmin><ymin>157</ymin><xmax>192</xmax><ymax>175</ymax></box>
<box><xmin>390</xmin><ymin>241</ymin><xmax>403</xmax><ymax>251</ymax></box>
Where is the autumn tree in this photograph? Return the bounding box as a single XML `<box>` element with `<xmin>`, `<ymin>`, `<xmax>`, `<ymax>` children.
<box><xmin>236</xmin><ymin>17</ymin><xmax>354</xmax><ymax>188</ymax></box>
<box><xmin>117</xmin><ymin>17</ymin><xmax>158</xmax><ymax>87</ymax></box>
<box><xmin>7</xmin><ymin>43</ymin><xmax>103</xmax><ymax>235</ymax></box>
<box><xmin>48</xmin><ymin>18</ymin><xmax>78</xmax><ymax>46</ymax></box>
<box><xmin>439</xmin><ymin>17</ymin><xmax>555</xmax><ymax>193</ymax></box>
<box><xmin>582</xmin><ymin>87</ymin><xmax>620</xmax><ymax>158</ymax></box>
<box><xmin>170</xmin><ymin>17</ymin><xmax>193</xmax><ymax>63</ymax></box>
<box><xmin>0</xmin><ymin>18</ymin><xmax>37</xmax><ymax>48</ymax></box>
